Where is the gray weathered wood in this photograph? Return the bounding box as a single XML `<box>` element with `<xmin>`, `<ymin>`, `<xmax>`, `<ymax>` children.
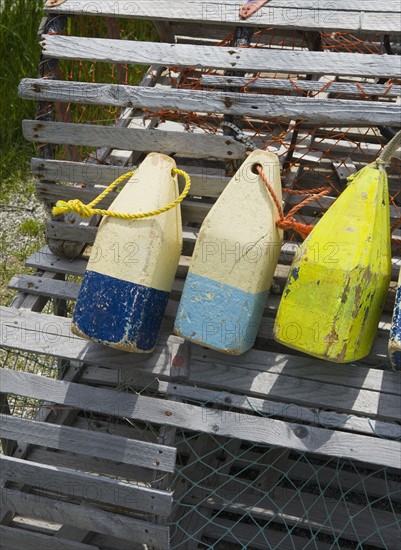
<box><xmin>201</xmin><ymin>74</ymin><xmax>401</xmax><ymax>97</ymax></box>
<box><xmin>23</xmin><ymin>120</ymin><xmax>245</xmax><ymax>159</ymax></box>
<box><xmin>28</xmin><ymin>447</ymin><xmax>155</xmax><ymax>483</ymax></box>
<box><xmin>0</xmin><ymin>305</ymin><xmax>398</xmax><ymax>407</ymax></box>
<box><xmin>0</xmin><ymin>455</ymin><xmax>172</xmax><ymax>516</ymax></box>
<box><xmin>0</xmin><ymin>415</ymin><xmax>176</xmax><ymax>472</ymax></box>
<box><xmin>30</xmin><ymin>158</ymin><xmax>229</xmax><ymax>198</ymax></box>
<box><xmin>1</xmin><ymin>488</ymin><xmax>169</xmax><ymax>548</ymax></box>
<box><xmin>19</xmin><ymin>78</ymin><xmax>401</xmax><ymax>126</ymax></box>
<box><xmin>204</xmin><ymin>517</ymin><xmax>333</xmax><ymax>550</ymax></box>
<box><xmin>192</xmin><ymin>485</ymin><xmax>400</xmax><ymax>548</ymax></box>
<box><xmin>34</xmin><ymin>182</ymin><xmax>212</xmax><ymax>224</ymax></box>
<box><xmin>41</xmin><ymin>35</ymin><xmax>400</xmax><ymax>78</ymax></box>
<box><xmin>1</xmin><ymin>369</ymin><xmax>400</xmax><ymax>468</ymax></box>
<box><xmin>0</xmin><ymin>526</ymin><xmax>100</xmax><ymax>550</ymax></box>
<box><xmin>45</xmin><ymin>0</ymin><xmax>401</xmax><ymax>34</ymax></box>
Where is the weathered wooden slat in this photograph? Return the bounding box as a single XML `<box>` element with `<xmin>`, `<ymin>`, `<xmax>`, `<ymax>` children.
<box><xmin>240</xmin><ymin>452</ymin><xmax>401</xmax><ymax>501</ymax></box>
<box><xmin>45</xmin><ymin>0</ymin><xmax>401</xmax><ymax>34</ymax></box>
<box><xmin>41</xmin><ymin>36</ymin><xmax>400</xmax><ymax>78</ymax></box>
<box><xmin>1</xmin><ymin>369</ymin><xmax>400</xmax><ymax>468</ymax></box>
<box><xmin>0</xmin><ymin>526</ymin><xmax>99</xmax><ymax>550</ymax></box>
<box><xmin>0</xmin><ymin>415</ymin><xmax>176</xmax><ymax>473</ymax></box>
<box><xmin>23</xmin><ymin>120</ymin><xmax>245</xmax><ymax>159</ymax></box>
<box><xmin>19</xmin><ymin>79</ymin><xmax>401</xmax><ymax>126</ymax></box>
<box><xmin>201</xmin><ymin>75</ymin><xmax>401</xmax><ymax>97</ymax></box>
<box><xmin>204</xmin><ymin>517</ymin><xmax>333</xmax><ymax>550</ymax></box>
<box><xmin>80</xmin><ymin>366</ymin><xmax>401</xmax><ymax>438</ymax></box>
<box><xmin>35</xmin><ymin>182</ymin><xmax>212</xmax><ymax>224</ymax></box>
<box><xmin>28</xmin><ymin>447</ymin><xmax>155</xmax><ymax>484</ymax></box>
<box><xmin>190</xmin><ymin>485</ymin><xmax>400</xmax><ymax>548</ymax></box>
<box><xmin>1</xmin><ymin>304</ymin><xmax>398</xmax><ymax>402</ymax></box>
<box><xmin>7</xmin><ymin>266</ymin><xmax>392</xmax><ymax>369</ymax></box>
<box><xmin>0</xmin><ymin>455</ymin><xmax>172</xmax><ymax>516</ymax></box>
<box><xmin>1</xmin><ymin>488</ymin><xmax>170</xmax><ymax>549</ymax></box>
<box><xmin>31</xmin><ymin>158</ymin><xmax>229</xmax><ymax>198</ymax></box>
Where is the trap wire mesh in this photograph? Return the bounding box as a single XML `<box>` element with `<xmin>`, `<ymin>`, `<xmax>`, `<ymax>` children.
<box><xmin>39</xmin><ymin>22</ymin><xmax>401</xmax><ymax>252</ymax></box>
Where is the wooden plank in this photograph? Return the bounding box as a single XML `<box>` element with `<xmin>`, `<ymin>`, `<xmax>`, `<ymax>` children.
<box><xmin>1</xmin><ymin>369</ymin><xmax>400</xmax><ymax>468</ymax></box>
<box><xmin>256</xmin><ymin>454</ymin><xmax>401</xmax><ymax>501</ymax></box>
<box><xmin>201</xmin><ymin>75</ymin><xmax>401</xmax><ymax>98</ymax></box>
<box><xmin>0</xmin><ymin>455</ymin><xmax>172</xmax><ymax>516</ymax></box>
<box><xmin>45</xmin><ymin>0</ymin><xmax>401</xmax><ymax>34</ymax></box>
<box><xmin>1</xmin><ymin>488</ymin><xmax>170</xmax><ymax>549</ymax></box>
<box><xmin>19</xmin><ymin>79</ymin><xmax>401</xmax><ymax>126</ymax></box>
<box><xmin>6</xmin><ymin>265</ymin><xmax>392</xmax><ymax>369</ymax></box>
<box><xmin>23</xmin><ymin>120</ymin><xmax>245</xmax><ymax>159</ymax></box>
<box><xmin>2</xmin><ymin>288</ymin><xmax>401</xmax><ymax>396</ymax></box>
<box><xmin>0</xmin><ymin>526</ymin><xmax>99</xmax><ymax>550</ymax></box>
<box><xmin>1</xmin><ymin>306</ymin><xmax>399</xmax><ymax>408</ymax></box>
<box><xmin>30</xmin><ymin>158</ymin><xmax>229</xmax><ymax>198</ymax></box>
<box><xmin>41</xmin><ymin>35</ymin><xmax>400</xmax><ymax>78</ymax></box>
<box><xmin>80</xmin><ymin>367</ymin><xmax>401</xmax><ymax>439</ymax></box>
<box><xmin>192</xmin><ymin>486</ymin><xmax>401</xmax><ymax>548</ymax></box>
<box><xmin>0</xmin><ymin>415</ymin><xmax>176</xmax><ymax>473</ymax></box>
<box><xmin>2</xmin><ymin>292</ymin><xmax>401</xmax><ymax>396</ymax></box>
<box><xmin>204</xmin><ymin>518</ymin><xmax>339</xmax><ymax>550</ymax></box>
<box><xmin>28</xmin><ymin>447</ymin><xmax>155</xmax><ymax>484</ymax></box>
<box><xmin>35</xmin><ymin>182</ymin><xmax>212</xmax><ymax>224</ymax></box>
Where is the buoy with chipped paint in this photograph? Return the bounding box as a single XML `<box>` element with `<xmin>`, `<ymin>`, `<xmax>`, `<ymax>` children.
<box><xmin>274</xmin><ymin>159</ymin><xmax>391</xmax><ymax>363</ymax></box>
<box><xmin>72</xmin><ymin>153</ymin><xmax>183</xmax><ymax>353</ymax></box>
<box><xmin>174</xmin><ymin>150</ymin><xmax>283</xmax><ymax>355</ymax></box>
<box><xmin>389</xmin><ymin>270</ymin><xmax>401</xmax><ymax>370</ymax></box>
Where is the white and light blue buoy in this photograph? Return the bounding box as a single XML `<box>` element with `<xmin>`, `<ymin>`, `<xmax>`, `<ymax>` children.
<box><xmin>389</xmin><ymin>270</ymin><xmax>401</xmax><ymax>370</ymax></box>
<box><xmin>174</xmin><ymin>150</ymin><xmax>283</xmax><ymax>355</ymax></box>
<box><xmin>72</xmin><ymin>153</ymin><xmax>182</xmax><ymax>353</ymax></box>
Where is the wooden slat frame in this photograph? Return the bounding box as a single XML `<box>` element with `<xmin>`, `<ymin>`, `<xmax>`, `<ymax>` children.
<box><xmin>41</xmin><ymin>35</ymin><xmax>400</xmax><ymax>78</ymax></box>
<box><xmin>45</xmin><ymin>0</ymin><xmax>401</xmax><ymax>34</ymax></box>
<box><xmin>1</xmin><ymin>488</ymin><xmax>170</xmax><ymax>549</ymax></box>
<box><xmin>23</xmin><ymin>120</ymin><xmax>246</xmax><ymax>159</ymax></box>
<box><xmin>0</xmin><ymin>415</ymin><xmax>176</xmax><ymax>473</ymax></box>
<box><xmin>19</xmin><ymin>78</ymin><xmax>401</xmax><ymax>127</ymax></box>
<box><xmin>0</xmin><ymin>455</ymin><xmax>173</xmax><ymax>516</ymax></box>
<box><xmin>1</xmin><ymin>369</ymin><xmax>400</xmax><ymax>468</ymax></box>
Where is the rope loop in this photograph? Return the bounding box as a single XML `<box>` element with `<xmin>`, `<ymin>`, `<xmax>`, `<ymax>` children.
<box><xmin>52</xmin><ymin>168</ymin><xmax>191</xmax><ymax>220</ymax></box>
<box><xmin>256</xmin><ymin>164</ymin><xmax>330</xmax><ymax>239</ymax></box>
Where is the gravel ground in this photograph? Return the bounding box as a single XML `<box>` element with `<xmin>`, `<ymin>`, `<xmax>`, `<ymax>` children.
<box><xmin>0</xmin><ymin>183</ymin><xmax>47</xmax><ymax>304</ymax></box>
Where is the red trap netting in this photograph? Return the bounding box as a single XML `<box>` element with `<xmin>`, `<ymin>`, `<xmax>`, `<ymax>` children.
<box><xmin>37</xmin><ymin>20</ymin><xmax>401</xmax><ymax>249</ymax></box>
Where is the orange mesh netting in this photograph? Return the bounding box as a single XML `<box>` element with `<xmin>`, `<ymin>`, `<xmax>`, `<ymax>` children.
<box><xmin>39</xmin><ymin>21</ymin><xmax>401</xmax><ymax>251</ymax></box>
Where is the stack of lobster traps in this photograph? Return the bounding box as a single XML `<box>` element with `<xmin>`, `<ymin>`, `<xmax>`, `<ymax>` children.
<box><xmin>1</xmin><ymin>1</ymin><xmax>400</xmax><ymax>548</ymax></box>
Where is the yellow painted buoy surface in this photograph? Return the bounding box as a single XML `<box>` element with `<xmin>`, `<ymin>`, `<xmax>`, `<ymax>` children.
<box><xmin>175</xmin><ymin>150</ymin><xmax>283</xmax><ymax>355</ymax></box>
<box><xmin>72</xmin><ymin>153</ymin><xmax>183</xmax><ymax>353</ymax></box>
<box><xmin>274</xmin><ymin>160</ymin><xmax>391</xmax><ymax>363</ymax></box>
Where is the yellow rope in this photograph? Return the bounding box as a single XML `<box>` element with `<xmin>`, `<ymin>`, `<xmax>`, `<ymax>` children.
<box><xmin>52</xmin><ymin>168</ymin><xmax>191</xmax><ymax>219</ymax></box>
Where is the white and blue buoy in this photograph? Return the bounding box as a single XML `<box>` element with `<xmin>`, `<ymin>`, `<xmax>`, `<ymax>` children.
<box><xmin>72</xmin><ymin>153</ymin><xmax>182</xmax><ymax>353</ymax></box>
<box><xmin>174</xmin><ymin>150</ymin><xmax>283</xmax><ymax>355</ymax></box>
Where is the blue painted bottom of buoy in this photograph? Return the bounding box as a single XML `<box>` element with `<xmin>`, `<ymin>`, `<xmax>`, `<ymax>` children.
<box><xmin>174</xmin><ymin>273</ymin><xmax>268</xmax><ymax>354</ymax></box>
<box><xmin>72</xmin><ymin>270</ymin><xmax>169</xmax><ymax>352</ymax></box>
<box><xmin>389</xmin><ymin>286</ymin><xmax>401</xmax><ymax>370</ymax></box>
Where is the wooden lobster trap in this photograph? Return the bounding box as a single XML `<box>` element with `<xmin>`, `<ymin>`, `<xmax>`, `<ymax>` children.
<box><xmin>1</xmin><ymin>1</ymin><xmax>401</xmax><ymax>548</ymax></box>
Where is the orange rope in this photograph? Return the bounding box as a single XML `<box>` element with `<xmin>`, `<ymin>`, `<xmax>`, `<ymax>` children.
<box><xmin>256</xmin><ymin>165</ymin><xmax>331</xmax><ymax>240</ymax></box>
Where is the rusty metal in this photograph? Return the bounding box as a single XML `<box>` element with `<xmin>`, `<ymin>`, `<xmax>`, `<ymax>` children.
<box><xmin>45</xmin><ymin>0</ymin><xmax>68</xmax><ymax>7</ymax></box>
<box><xmin>239</xmin><ymin>0</ymin><xmax>270</xmax><ymax>20</ymax></box>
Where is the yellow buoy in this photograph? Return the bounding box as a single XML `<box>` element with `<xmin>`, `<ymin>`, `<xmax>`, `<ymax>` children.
<box><xmin>274</xmin><ymin>141</ymin><xmax>395</xmax><ymax>363</ymax></box>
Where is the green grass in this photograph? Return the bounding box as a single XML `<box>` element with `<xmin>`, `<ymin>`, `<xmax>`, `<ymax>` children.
<box><xmin>18</xmin><ymin>218</ymin><xmax>45</xmax><ymax>237</ymax></box>
<box><xmin>0</xmin><ymin>1</ymin><xmax>157</xmax><ymax>307</ymax></box>
<box><xmin>0</xmin><ymin>0</ymin><xmax>43</xmax><ymax>192</ymax></box>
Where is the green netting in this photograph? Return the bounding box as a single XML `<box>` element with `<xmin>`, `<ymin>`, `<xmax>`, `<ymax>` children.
<box><xmin>1</xmin><ymin>347</ymin><xmax>400</xmax><ymax>549</ymax></box>
<box><xmin>169</xmin><ymin>432</ymin><xmax>401</xmax><ymax>549</ymax></box>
